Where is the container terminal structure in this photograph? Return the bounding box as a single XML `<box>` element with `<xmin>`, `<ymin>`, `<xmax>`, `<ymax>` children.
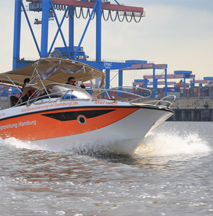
<box><xmin>133</xmin><ymin>73</ymin><xmax>213</xmax><ymax>121</ymax></box>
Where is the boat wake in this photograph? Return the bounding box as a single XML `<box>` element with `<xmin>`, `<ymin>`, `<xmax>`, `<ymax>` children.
<box><xmin>134</xmin><ymin>131</ymin><xmax>211</xmax><ymax>158</ymax></box>
<box><xmin>0</xmin><ymin>137</ymin><xmax>50</xmax><ymax>151</ymax></box>
<box><xmin>0</xmin><ymin>130</ymin><xmax>211</xmax><ymax>159</ymax></box>
<box><xmin>0</xmin><ymin>136</ymin><xmax>126</xmax><ymax>157</ymax></box>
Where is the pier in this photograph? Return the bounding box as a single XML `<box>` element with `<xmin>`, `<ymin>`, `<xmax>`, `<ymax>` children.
<box><xmin>169</xmin><ymin>97</ymin><xmax>213</xmax><ymax>121</ymax></box>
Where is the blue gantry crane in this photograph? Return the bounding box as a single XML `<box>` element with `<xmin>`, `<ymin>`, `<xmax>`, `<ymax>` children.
<box><xmin>13</xmin><ymin>0</ymin><xmax>145</xmax><ymax>88</ymax></box>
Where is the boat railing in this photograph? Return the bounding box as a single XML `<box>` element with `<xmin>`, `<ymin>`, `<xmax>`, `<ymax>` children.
<box><xmin>93</xmin><ymin>87</ymin><xmax>175</xmax><ymax>109</ymax></box>
<box><xmin>130</xmin><ymin>95</ymin><xmax>176</xmax><ymax>109</ymax></box>
<box><xmin>92</xmin><ymin>86</ymin><xmax>152</xmax><ymax>101</ymax></box>
<box><xmin>9</xmin><ymin>84</ymin><xmax>175</xmax><ymax>110</ymax></box>
<box><xmin>28</xmin><ymin>85</ymin><xmax>151</xmax><ymax>105</ymax></box>
<box><xmin>10</xmin><ymin>83</ymin><xmax>92</xmax><ymax>107</ymax></box>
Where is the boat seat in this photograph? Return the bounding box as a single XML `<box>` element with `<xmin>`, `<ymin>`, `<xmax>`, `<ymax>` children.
<box><xmin>10</xmin><ymin>96</ymin><xmax>19</xmax><ymax>107</ymax></box>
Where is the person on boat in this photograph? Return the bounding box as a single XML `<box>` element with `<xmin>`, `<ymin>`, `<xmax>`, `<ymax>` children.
<box><xmin>66</xmin><ymin>77</ymin><xmax>85</xmax><ymax>88</ymax></box>
<box><xmin>21</xmin><ymin>78</ymin><xmax>35</xmax><ymax>102</ymax></box>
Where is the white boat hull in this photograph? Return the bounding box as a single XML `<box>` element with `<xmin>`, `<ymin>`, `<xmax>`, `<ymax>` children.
<box><xmin>32</xmin><ymin>106</ymin><xmax>172</xmax><ymax>155</ymax></box>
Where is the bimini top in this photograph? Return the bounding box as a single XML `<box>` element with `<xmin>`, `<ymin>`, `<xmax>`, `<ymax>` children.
<box><xmin>0</xmin><ymin>58</ymin><xmax>105</xmax><ymax>89</ymax></box>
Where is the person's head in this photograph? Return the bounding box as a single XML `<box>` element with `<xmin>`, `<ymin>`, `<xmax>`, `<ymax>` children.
<box><xmin>67</xmin><ymin>77</ymin><xmax>76</xmax><ymax>86</ymax></box>
<box><xmin>23</xmin><ymin>78</ymin><xmax>30</xmax><ymax>87</ymax></box>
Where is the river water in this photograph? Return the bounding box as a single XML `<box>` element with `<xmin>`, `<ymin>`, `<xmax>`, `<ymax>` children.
<box><xmin>0</xmin><ymin>122</ymin><xmax>212</xmax><ymax>216</ymax></box>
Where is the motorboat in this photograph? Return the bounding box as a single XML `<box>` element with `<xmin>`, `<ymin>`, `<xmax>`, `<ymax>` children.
<box><xmin>0</xmin><ymin>58</ymin><xmax>175</xmax><ymax>155</ymax></box>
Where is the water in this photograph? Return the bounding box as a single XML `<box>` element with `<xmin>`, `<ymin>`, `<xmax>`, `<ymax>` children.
<box><xmin>0</xmin><ymin>122</ymin><xmax>212</xmax><ymax>216</ymax></box>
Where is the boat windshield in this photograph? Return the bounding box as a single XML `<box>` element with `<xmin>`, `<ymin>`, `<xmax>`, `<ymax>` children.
<box><xmin>30</xmin><ymin>83</ymin><xmax>93</xmax><ymax>103</ymax></box>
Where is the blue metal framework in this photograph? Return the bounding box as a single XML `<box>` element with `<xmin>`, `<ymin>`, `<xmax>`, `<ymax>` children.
<box><xmin>15</xmin><ymin>0</ymin><xmax>170</xmax><ymax>93</ymax></box>
<box><xmin>144</xmin><ymin>70</ymin><xmax>195</xmax><ymax>96</ymax></box>
<box><xmin>122</xmin><ymin>63</ymin><xmax>168</xmax><ymax>97</ymax></box>
<box><xmin>13</xmin><ymin>0</ymin><xmax>144</xmax><ymax>68</ymax></box>
<box><xmin>192</xmin><ymin>77</ymin><xmax>213</xmax><ymax>87</ymax></box>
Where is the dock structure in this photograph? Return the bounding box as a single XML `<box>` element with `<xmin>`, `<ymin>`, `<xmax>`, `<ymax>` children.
<box><xmin>169</xmin><ymin>97</ymin><xmax>213</xmax><ymax>121</ymax></box>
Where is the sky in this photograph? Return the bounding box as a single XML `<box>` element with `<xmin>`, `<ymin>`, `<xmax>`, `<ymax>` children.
<box><xmin>0</xmin><ymin>0</ymin><xmax>212</xmax><ymax>86</ymax></box>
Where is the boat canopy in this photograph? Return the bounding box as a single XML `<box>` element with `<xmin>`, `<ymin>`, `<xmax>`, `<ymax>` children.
<box><xmin>0</xmin><ymin>58</ymin><xmax>105</xmax><ymax>90</ymax></box>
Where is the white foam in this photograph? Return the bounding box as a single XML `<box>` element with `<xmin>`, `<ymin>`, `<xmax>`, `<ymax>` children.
<box><xmin>0</xmin><ymin>137</ymin><xmax>49</xmax><ymax>151</ymax></box>
<box><xmin>135</xmin><ymin>131</ymin><xmax>211</xmax><ymax>157</ymax></box>
<box><xmin>0</xmin><ymin>137</ymin><xmax>118</xmax><ymax>156</ymax></box>
<box><xmin>0</xmin><ymin>130</ymin><xmax>211</xmax><ymax>158</ymax></box>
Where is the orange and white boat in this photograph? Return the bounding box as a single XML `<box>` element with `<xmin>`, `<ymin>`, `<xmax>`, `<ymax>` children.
<box><xmin>0</xmin><ymin>58</ymin><xmax>175</xmax><ymax>155</ymax></box>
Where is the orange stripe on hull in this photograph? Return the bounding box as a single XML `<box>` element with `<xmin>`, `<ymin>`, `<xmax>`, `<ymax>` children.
<box><xmin>0</xmin><ymin>107</ymin><xmax>138</xmax><ymax>141</ymax></box>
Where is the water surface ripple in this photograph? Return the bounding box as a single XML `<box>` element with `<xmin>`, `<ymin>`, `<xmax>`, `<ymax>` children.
<box><xmin>0</xmin><ymin>122</ymin><xmax>212</xmax><ymax>216</ymax></box>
